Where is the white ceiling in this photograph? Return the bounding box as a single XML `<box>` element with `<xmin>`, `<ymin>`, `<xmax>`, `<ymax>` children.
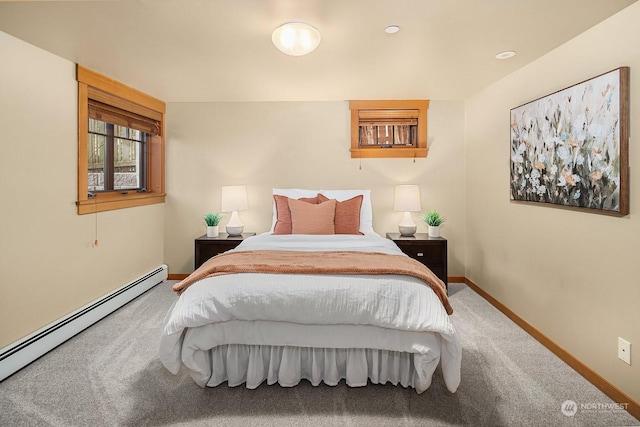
<box><xmin>0</xmin><ymin>0</ymin><xmax>636</xmax><ymax>102</ymax></box>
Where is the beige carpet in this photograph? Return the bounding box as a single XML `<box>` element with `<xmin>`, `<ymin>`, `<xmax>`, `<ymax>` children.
<box><xmin>0</xmin><ymin>282</ymin><xmax>638</xmax><ymax>426</ymax></box>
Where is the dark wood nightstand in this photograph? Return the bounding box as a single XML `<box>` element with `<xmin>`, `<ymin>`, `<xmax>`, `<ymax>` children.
<box><xmin>194</xmin><ymin>233</ymin><xmax>256</xmax><ymax>269</ymax></box>
<box><xmin>386</xmin><ymin>233</ymin><xmax>448</xmax><ymax>291</ymax></box>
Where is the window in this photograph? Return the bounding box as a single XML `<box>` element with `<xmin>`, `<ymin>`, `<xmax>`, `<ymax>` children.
<box><xmin>349</xmin><ymin>100</ymin><xmax>429</xmax><ymax>159</ymax></box>
<box><xmin>88</xmin><ymin>119</ymin><xmax>147</xmax><ymax>192</ymax></box>
<box><xmin>77</xmin><ymin>65</ymin><xmax>166</xmax><ymax>214</ymax></box>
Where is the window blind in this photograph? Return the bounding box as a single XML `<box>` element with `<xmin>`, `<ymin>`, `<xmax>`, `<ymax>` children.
<box><xmin>88</xmin><ymin>87</ymin><xmax>161</xmax><ymax>135</ymax></box>
<box><xmin>358</xmin><ymin>109</ymin><xmax>419</xmax><ymax>127</ymax></box>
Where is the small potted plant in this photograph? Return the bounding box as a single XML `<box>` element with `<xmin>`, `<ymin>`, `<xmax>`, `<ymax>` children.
<box><xmin>204</xmin><ymin>212</ymin><xmax>224</xmax><ymax>237</ymax></box>
<box><xmin>422</xmin><ymin>210</ymin><xmax>445</xmax><ymax>237</ymax></box>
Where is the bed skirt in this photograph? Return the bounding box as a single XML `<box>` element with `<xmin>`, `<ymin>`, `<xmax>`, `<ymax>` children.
<box><xmin>185</xmin><ymin>344</ymin><xmax>440</xmax><ymax>393</ymax></box>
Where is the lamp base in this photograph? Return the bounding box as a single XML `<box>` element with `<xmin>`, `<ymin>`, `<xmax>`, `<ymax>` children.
<box><xmin>399</xmin><ymin>225</ymin><xmax>417</xmax><ymax>237</ymax></box>
<box><xmin>226</xmin><ymin>210</ymin><xmax>244</xmax><ymax>236</ymax></box>
<box><xmin>226</xmin><ymin>225</ymin><xmax>244</xmax><ymax>236</ymax></box>
<box><xmin>399</xmin><ymin>211</ymin><xmax>417</xmax><ymax>236</ymax></box>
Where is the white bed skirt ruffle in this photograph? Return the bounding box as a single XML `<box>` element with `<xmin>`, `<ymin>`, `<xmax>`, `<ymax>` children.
<box><xmin>193</xmin><ymin>344</ymin><xmax>439</xmax><ymax>393</ymax></box>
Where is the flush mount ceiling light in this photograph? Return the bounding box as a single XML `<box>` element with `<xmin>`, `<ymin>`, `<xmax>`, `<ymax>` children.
<box><xmin>272</xmin><ymin>22</ymin><xmax>321</xmax><ymax>56</ymax></box>
<box><xmin>385</xmin><ymin>25</ymin><xmax>400</xmax><ymax>34</ymax></box>
<box><xmin>495</xmin><ymin>50</ymin><xmax>516</xmax><ymax>60</ymax></box>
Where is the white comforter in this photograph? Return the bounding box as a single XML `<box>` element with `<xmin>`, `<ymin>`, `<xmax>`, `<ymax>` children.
<box><xmin>160</xmin><ymin>233</ymin><xmax>461</xmax><ymax>392</ymax></box>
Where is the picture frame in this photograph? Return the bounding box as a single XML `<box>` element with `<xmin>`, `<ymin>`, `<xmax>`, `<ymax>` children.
<box><xmin>509</xmin><ymin>67</ymin><xmax>630</xmax><ymax>216</ymax></box>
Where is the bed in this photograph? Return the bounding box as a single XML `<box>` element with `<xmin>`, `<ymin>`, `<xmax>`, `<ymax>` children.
<box><xmin>159</xmin><ymin>189</ymin><xmax>461</xmax><ymax>394</ymax></box>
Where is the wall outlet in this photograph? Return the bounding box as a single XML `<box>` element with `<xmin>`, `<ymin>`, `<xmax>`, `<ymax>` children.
<box><xmin>618</xmin><ymin>337</ymin><xmax>631</xmax><ymax>365</ymax></box>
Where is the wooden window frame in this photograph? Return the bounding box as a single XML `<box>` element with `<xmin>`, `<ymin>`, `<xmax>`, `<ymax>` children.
<box><xmin>350</xmin><ymin>100</ymin><xmax>429</xmax><ymax>159</ymax></box>
<box><xmin>76</xmin><ymin>65</ymin><xmax>166</xmax><ymax>214</ymax></box>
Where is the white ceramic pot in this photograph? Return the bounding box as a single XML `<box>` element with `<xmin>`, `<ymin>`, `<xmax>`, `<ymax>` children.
<box><xmin>428</xmin><ymin>225</ymin><xmax>440</xmax><ymax>237</ymax></box>
<box><xmin>206</xmin><ymin>225</ymin><xmax>219</xmax><ymax>237</ymax></box>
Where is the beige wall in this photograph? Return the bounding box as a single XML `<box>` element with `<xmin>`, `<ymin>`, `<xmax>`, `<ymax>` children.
<box><xmin>0</xmin><ymin>32</ymin><xmax>165</xmax><ymax>348</ymax></box>
<box><xmin>465</xmin><ymin>2</ymin><xmax>640</xmax><ymax>403</ymax></box>
<box><xmin>164</xmin><ymin>101</ymin><xmax>466</xmax><ymax>275</ymax></box>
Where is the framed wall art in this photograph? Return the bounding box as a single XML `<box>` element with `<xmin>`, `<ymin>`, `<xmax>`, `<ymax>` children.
<box><xmin>509</xmin><ymin>67</ymin><xmax>630</xmax><ymax>216</ymax></box>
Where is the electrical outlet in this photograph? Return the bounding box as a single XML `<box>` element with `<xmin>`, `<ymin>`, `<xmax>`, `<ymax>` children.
<box><xmin>618</xmin><ymin>337</ymin><xmax>631</xmax><ymax>365</ymax></box>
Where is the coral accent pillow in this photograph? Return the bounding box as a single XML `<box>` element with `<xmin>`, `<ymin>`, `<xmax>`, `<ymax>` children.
<box><xmin>289</xmin><ymin>198</ymin><xmax>336</xmax><ymax>235</ymax></box>
<box><xmin>273</xmin><ymin>195</ymin><xmax>319</xmax><ymax>234</ymax></box>
<box><xmin>318</xmin><ymin>194</ymin><xmax>363</xmax><ymax>235</ymax></box>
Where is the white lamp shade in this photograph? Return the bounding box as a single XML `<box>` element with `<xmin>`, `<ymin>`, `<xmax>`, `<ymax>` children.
<box><xmin>272</xmin><ymin>22</ymin><xmax>321</xmax><ymax>56</ymax></box>
<box><xmin>394</xmin><ymin>185</ymin><xmax>421</xmax><ymax>212</ymax></box>
<box><xmin>221</xmin><ymin>185</ymin><xmax>248</xmax><ymax>212</ymax></box>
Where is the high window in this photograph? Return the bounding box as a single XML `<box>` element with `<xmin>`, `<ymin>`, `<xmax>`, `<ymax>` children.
<box><xmin>349</xmin><ymin>100</ymin><xmax>429</xmax><ymax>159</ymax></box>
<box><xmin>77</xmin><ymin>65</ymin><xmax>166</xmax><ymax>214</ymax></box>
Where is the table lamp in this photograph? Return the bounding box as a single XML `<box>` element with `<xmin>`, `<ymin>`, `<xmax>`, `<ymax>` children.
<box><xmin>221</xmin><ymin>185</ymin><xmax>248</xmax><ymax>236</ymax></box>
<box><xmin>394</xmin><ymin>185</ymin><xmax>421</xmax><ymax>236</ymax></box>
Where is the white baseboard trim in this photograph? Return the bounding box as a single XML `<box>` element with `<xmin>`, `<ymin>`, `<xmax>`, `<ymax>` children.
<box><xmin>0</xmin><ymin>264</ymin><xmax>168</xmax><ymax>382</ymax></box>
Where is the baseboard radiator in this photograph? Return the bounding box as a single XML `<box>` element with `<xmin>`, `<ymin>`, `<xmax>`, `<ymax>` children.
<box><xmin>0</xmin><ymin>264</ymin><xmax>168</xmax><ymax>382</ymax></box>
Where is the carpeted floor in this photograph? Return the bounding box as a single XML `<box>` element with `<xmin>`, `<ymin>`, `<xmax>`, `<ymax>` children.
<box><xmin>0</xmin><ymin>282</ymin><xmax>638</xmax><ymax>427</ymax></box>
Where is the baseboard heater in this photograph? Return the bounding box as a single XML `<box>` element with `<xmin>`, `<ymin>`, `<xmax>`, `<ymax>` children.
<box><xmin>0</xmin><ymin>264</ymin><xmax>168</xmax><ymax>382</ymax></box>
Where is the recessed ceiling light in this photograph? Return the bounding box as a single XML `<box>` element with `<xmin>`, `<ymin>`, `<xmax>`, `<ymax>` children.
<box><xmin>495</xmin><ymin>50</ymin><xmax>516</xmax><ymax>60</ymax></box>
<box><xmin>385</xmin><ymin>25</ymin><xmax>400</xmax><ymax>34</ymax></box>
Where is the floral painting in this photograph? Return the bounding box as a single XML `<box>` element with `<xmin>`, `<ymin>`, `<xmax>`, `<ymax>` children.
<box><xmin>510</xmin><ymin>67</ymin><xmax>629</xmax><ymax>215</ymax></box>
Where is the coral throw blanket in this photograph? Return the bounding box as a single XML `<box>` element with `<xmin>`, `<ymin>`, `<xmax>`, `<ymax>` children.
<box><xmin>173</xmin><ymin>250</ymin><xmax>452</xmax><ymax>315</ymax></box>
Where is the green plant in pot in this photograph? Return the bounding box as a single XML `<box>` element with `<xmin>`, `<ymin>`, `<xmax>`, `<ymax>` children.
<box><xmin>204</xmin><ymin>212</ymin><xmax>224</xmax><ymax>237</ymax></box>
<box><xmin>422</xmin><ymin>210</ymin><xmax>445</xmax><ymax>237</ymax></box>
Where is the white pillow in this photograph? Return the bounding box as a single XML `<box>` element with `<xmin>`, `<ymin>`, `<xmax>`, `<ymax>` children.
<box><xmin>272</xmin><ymin>188</ymin><xmax>320</xmax><ymax>199</ymax></box>
<box><xmin>270</xmin><ymin>188</ymin><xmax>374</xmax><ymax>234</ymax></box>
